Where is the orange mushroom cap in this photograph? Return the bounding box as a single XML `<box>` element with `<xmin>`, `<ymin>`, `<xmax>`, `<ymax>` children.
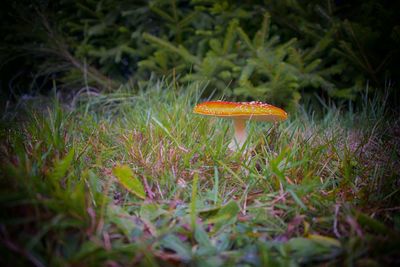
<box><xmin>193</xmin><ymin>101</ymin><xmax>288</xmax><ymax>122</ymax></box>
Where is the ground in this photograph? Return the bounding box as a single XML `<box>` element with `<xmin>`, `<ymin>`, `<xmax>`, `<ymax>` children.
<box><xmin>0</xmin><ymin>82</ymin><xmax>399</xmax><ymax>266</ymax></box>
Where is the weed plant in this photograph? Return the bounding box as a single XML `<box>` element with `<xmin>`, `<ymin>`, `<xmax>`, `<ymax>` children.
<box><xmin>0</xmin><ymin>81</ymin><xmax>399</xmax><ymax>266</ymax></box>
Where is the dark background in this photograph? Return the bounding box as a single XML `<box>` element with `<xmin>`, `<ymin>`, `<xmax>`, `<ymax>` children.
<box><xmin>1</xmin><ymin>0</ymin><xmax>399</xmax><ymax>109</ymax></box>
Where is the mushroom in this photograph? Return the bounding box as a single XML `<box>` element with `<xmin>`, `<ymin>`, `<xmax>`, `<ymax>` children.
<box><xmin>193</xmin><ymin>101</ymin><xmax>288</xmax><ymax>151</ymax></box>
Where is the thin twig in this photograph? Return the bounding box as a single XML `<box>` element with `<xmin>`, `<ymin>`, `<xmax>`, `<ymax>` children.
<box><xmin>333</xmin><ymin>203</ymin><xmax>341</xmax><ymax>238</ymax></box>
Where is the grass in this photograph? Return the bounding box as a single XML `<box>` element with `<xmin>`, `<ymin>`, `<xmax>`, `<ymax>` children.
<box><xmin>0</xmin><ymin>80</ymin><xmax>399</xmax><ymax>266</ymax></box>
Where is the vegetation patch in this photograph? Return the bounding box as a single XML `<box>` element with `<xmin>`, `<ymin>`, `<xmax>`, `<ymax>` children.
<box><xmin>1</xmin><ymin>82</ymin><xmax>399</xmax><ymax>266</ymax></box>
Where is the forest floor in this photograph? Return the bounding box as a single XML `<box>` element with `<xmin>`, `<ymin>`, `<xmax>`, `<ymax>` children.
<box><xmin>1</xmin><ymin>81</ymin><xmax>399</xmax><ymax>266</ymax></box>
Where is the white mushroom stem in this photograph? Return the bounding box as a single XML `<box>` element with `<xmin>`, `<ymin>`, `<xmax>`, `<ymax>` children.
<box><xmin>229</xmin><ymin>118</ymin><xmax>248</xmax><ymax>151</ymax></box>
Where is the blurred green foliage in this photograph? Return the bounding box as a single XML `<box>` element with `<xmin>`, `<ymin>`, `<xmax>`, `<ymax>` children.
<box><xmin>1</xmin><ymin>0</ymin><xmax>399</xmax><ymax>106</ymax></box>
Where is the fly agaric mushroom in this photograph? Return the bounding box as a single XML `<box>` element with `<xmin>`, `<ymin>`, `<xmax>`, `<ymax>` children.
<box><xmin>193</xmin><ymin>101</ymin><xmax>288</xmax><ymax>151</ymax></box>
